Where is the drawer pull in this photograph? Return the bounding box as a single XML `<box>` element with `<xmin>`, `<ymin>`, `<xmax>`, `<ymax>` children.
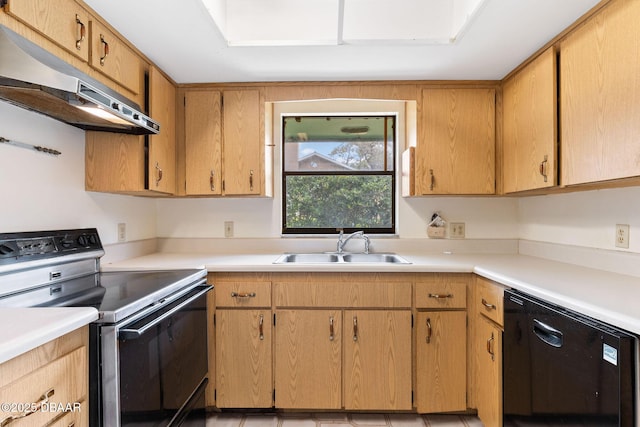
<box><xmin>481</xmin><ymin>298</ymin><xmax>496</xmax><ymax>310</ymax></box>
<box><xmin>352</xmin><ymin>316</ymin><xmax>358</xmax><ymax>342</ymax></box>
<box><xmin>428</xmin><ymin>293</ymin><xmax>453</xmax><ymax>299</ymax></box>
<box><xmin>231</xmin><ymin>292</ymin><xmax>256</xmax><ymax>298</ymax></box>
<box><xmin>487</xmin><ymin>332</ymin><xmax>495</xmax><ymax>361</ymax></box>
<box><xmin>426</xmin><ymin>317</ymin><xmax>432</xmax><ymax>344</ymax></box>
<box><xmin>0</xmin><ymin>388</ymin><xmax>54</xmax><ymax>426</ymax></box>
<box><xmin>329</xmin><ymin>316</ymin><xmax>335</xmax><ymax>341</ymax></box>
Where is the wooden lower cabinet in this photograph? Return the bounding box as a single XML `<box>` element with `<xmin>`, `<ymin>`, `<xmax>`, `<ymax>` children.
<box><xmin>275</xmin><ymin>310</ymin><xmax>342</xmax><ymax>409</ymax></box>
<box><xmin>343</xmin><ymin>310</ymin><xmax>413</xmax><ymax>411</ymax></box>
<box><xmin>0</xmin><ymin>327</ymin><xmax>89</xmax><ymax>427</ymax></box>
<box><xmin>474</xmin><ymin>315</ymin><xmax>503</xmax><ymax>427</ymax></box>
<box><xmin>215</xmin><ymin>309</ymin><xmax>272</xmax><ymax>408</ymax></box>
<box><xmin>415</xmin><ymin>311</ymin><xmax>467</xmax><ymax>413</ymax></box>
<box><xmin>210</xmin><ymin>272</ymin><xmax>469</xmax><ymax>413</ymax></box>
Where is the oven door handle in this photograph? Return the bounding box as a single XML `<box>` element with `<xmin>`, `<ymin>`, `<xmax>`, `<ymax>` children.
<box><xmin>118</xmin><ymin>285</ymin><xmax>211</xmax><ymax>340</ymax></box>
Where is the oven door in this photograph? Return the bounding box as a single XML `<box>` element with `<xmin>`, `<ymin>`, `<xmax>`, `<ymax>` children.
<box><xmin>100</xmin><ymin>284</ymin><xmax>210</xmax><ymax>427</ymax></box>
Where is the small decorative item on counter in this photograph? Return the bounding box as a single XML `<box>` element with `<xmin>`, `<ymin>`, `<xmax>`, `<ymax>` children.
<box><xmin>427</xmin><ymin>212</ymin><xmax>446</xmax><ymax>238</ymax></box>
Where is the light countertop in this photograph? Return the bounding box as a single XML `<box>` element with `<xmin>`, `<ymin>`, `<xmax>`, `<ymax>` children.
<box><xmin>102</xmin><ymin>251</ymin><xmax>640</xmax><ymax>335</ymax></box>
<box><xmin>0</xmin><ymin>307</ymin><xmax>98</xmax><ymax>364</ymax></box>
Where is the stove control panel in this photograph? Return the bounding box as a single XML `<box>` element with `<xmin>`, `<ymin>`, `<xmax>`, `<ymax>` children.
<box><xmin>0</xmin><ymin>228</ymin><xmax>103</xmax><ymax>265</ymax></box>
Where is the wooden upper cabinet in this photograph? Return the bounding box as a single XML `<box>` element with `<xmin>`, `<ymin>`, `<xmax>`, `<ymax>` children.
<box><xmin>184</xmin><ymin>90</ymin><xmax>223</xmax><ymax>196</ymax></box>
<box><xmin>417</xmin><ymin>88</ymin><xmax>496</xmax><ymax>195</ymax></box>
<box><xmin>3</xmin><ymin>0</ymin><xmax>90</xmax><ymax>62</ymax></box>
<box><xmin>183</xmin><ymin>88</ymin><xmax>263</xmax><ymax>196</ymax></box>
<box><xmin>89</xmin><ymin>19</ymin><xmax>143</xmax><ymax>95</ymax></box>
<box><xmin>503</xmin><ymin>47</ymin><xmax>557</xmax><ymax>193</ymax></box>
<box><xmin>223</xmin><ymin>90</ymin><xmax>262</xmax><ymax>195</ymax></box>
<box><xmin>561</xmin><ymin>0</ymin><xmax>640</xmax><ymax>186</ymax></box>
<box><xmin>148</xmin><ymin>66</ymin><xmax>176</xmax><ymax>195</ymax></box>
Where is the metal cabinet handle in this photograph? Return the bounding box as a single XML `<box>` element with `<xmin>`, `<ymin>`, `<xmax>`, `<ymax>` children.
<box><xmin>429</xmin><ymin>169</ymin><xmax>435</xmax><ymax>191</ymax></box>
<box><xmin>258</xmin><ymin>314</ymin><xmax>264</xmax><ymax>341</ymax></box>
<box><xmin>426</xmin><ymin>317</ymin><xmax>432</xmax><ymax>344</ymax></box>
<box><xmin>249</xmin><ymin>169</ymin><xmax>254</xmax><ymax>191</ymax></box>
<box><xmin>486</xmin><ymin>332</ymin><xmax>495</xmax><ymax>361</ymax></box>
<box><xmin>329</xmin><ymin>316</ymin><xmax>335</xmax><ymax>341</ymax></box>
<box><xmin>230</xmin><ymin>292</ymin><xmax>256</xmax><ymax>298</ymax></box>
<box><xmin>539</xmin><ymin>155</ymin><xmax>549</xmax><ymax>182</ymax></box>
<box><xmin>352</xmin><ymin>316</ymin><xmax>358</xmax><ymax>342</ymax></box>
<box><xmin>210</xmin><ymin>170</ymin><xmax>215</xmax><ymax>191</ymax></box>
<box><xmin>481</xmin><ymin>298</ymin><xmax>496</xmax><ymax>310</ymax></box>
<box><xmin>155</xmin><ymin>162</ymin><xmax>163</xmax><ymax>186</ymax></box>
<box><xmin>75</xmin><ymin>15</ymin><xmax>86</xmax><ymax>50</ymax></box>
<box><xmin>429</xmin><ymin>293</ymin><xmax>453</xmax><ymax>299</ymax></box>
<box><xmin>99</xmin><ymin>34</ymin><xmax>109</xmax><ymax>66</ymax></box>
<box><xmin>0</xmin><ymin>389</ymin><xmax>55</xmax><ymax>426</ymax></box>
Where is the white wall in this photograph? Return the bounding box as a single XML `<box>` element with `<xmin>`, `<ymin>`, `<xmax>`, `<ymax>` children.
<box><xmin>0</xmin><ymin>101</ymin><xmax>157</xmax><ymax>245</ymax></box>
<box><xmin>518</xmin><ymin>187</ymin><xmax>640</xmax><ymax>253</ymax></box>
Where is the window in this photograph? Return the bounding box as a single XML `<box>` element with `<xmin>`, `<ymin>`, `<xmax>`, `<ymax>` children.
<box><xmin>282</xmin><ymin>115</ymin><xmax>396</xmax><ymax>234</ymax></box>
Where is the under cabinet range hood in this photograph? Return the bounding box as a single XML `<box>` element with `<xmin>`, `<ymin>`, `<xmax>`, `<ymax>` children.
<box><xmin>0</xmin><ymin>25</ymin><xmax>159</xmax><ymax>134</ymax></box>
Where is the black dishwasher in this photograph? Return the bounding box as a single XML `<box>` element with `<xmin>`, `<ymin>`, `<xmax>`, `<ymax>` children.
<box><xmin>503</xmin><ymin>289</ymin><xmax>637</xmax><ymax>427</ymax></box>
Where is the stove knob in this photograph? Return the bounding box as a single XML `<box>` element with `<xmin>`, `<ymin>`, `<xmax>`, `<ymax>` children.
<box><xmin>77</xmin><ymin>235</ymin><xmax>89</xmax><ymax>247</ymax></box>
<box><xmin>88</xmin><ymin>234</ymin><xmax>98</xmax><ymax>245</ymax></box>
<box><xmin>0</xmin><ymin>244</ymin><xmax>14</xmax><ymax>255</ymax></box>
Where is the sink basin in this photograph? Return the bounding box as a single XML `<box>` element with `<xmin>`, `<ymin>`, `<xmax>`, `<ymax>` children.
<box><xmin>342</xmin><ymin>253</ymin><xmax>411</xmax><ymax>264</ymax></box>
<box><xmin>273</xmin><ymin>252</ymin><xmax>411</xmax><ymax>264</ymax></box>
<box><xmin>274</xmin><ymin>253</ymin><xmax>340</xmax><ymax>263</ymax></box>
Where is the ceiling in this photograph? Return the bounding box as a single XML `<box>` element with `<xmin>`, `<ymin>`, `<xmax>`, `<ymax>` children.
<box><xmin>82</xmin><ymin>0</ymin><xmax>601</xmax><ymax>84</ymax></box>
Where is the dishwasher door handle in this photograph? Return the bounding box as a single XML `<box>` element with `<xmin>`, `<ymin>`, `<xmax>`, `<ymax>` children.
<box><xmin>533</xmin><ymin>319</ymin><xmax>563</xmax><ymax>348</ymax></box>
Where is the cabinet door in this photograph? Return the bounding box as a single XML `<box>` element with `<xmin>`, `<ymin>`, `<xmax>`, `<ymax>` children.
<box><xmin>561</xmin><ymin>0</ymin><xmax>640</xmax><ymax>185</ymax></box>
<box><xmin>418</xmin><ymin>88</ymin><xmax>495</xmax><ymax>194</ymax></box>
<box><xmin>90</xmin><ymin>20</ymin><xmax>143</xmax><ymax>95</ymax></box>
<box><xmin>275</xmin><ymin>310</ymin><xmax>342</xmax><ymax>409</ymax></box>
<box><xmin>4</xmin><ymin>0</ymin><xmax>90</xmax><ymax>61</ymax></box>
<box><xmin>85</xmin><ymin>132</ymin><xmax>146</xmax><ymax>192</ymax></box>
<box><xmin>184</xmin><ymin>90</ymin><xmax>222</xmax><ymax>195</ymax></box>
<box><xmin>416</xmin><ymin>311</ymin><xmax>466</xmax><ymax>413</ymax></box>
<box><xmin>222</xmin><ymin>90</ymin><xmax>262</xmax><ymax>195</ymax></box>
<box><xmin>343</xmin><ymin>310</ymin><xmax>412</xmax><ymax>410</ymax></box>
<box><xmin>475</xmin><ymin>315</ymin><xmax>502</xmax><ymax>427</ymax></box>
<box><xmin>215</xmin><ymin>309</ymin><xmax>272</xmax><ymax>408</ymax></box>
<box><xmin>148</xmin><ymin>66</ymin><xmax>176</xmax><ymax>195</ymax></box>
<box><xmin>503</xmin><ymin>47</ymin><xmax>557</xmax><ymax>193</ymax></box>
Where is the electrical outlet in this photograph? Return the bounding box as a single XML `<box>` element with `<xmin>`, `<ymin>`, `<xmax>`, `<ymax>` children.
<box><xmin>117</xmin><ymin>223</ymin><xmax>126</xmax><ymax>243</ymax></box>
<box><xmin>450</xmin><ymin>222</ymin><xmax>465</xmax><ymax>239</ymax></box>
<box><xmin>224</xmin><ymin>221</ymin><xmax>234</xmax><ymax>238</ymax></box>
<box><xmin>615</xmin><ymin>224</ymin><xmax>629</xmax><ymax>249</ymax></box>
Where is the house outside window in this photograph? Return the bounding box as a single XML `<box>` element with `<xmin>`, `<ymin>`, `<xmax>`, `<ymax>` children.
<box><xmin>282</xmin><ymin>115</ymin><xmax>396</xmax><ymax>235</ymax></box>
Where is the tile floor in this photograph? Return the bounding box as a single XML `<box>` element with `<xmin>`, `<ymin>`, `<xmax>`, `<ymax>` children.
<box><xmin>206</xmin><ymin>412</ymin><xmax>484</xmax><ymax>427</ymax></box>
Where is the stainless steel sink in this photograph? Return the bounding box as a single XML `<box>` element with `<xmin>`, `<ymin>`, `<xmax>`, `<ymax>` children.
<box><xmin>274</xmin><ymin>253</ymin><xmax>340</xmax><ymax>263</ymax></box>
<box><xmin>273</xmin><ymin>252</ymin><xmax>411</xmax><ymax>264</ymax></box>
<box><xmin>342</xmin><ymin>253</ymin><xmax>411</xmax><ymax>264</ymax></box>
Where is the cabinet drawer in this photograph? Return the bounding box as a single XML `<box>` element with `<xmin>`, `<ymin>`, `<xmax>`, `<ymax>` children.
<box><xmin>0</xmin><ymin>346</ymin><xmax>87</xmax><ymax>427</ymax></box>
<box><xmin>475</xmin><ymin>276</ymin><xmax>504</xmax><ymax>326</ymax></box>
<box><xmin>215</xmin><ymin>281</ymin><xmax>271</xmax><ymax>307</ymax></box>
<box><xmin>415</xmin><ymin>274</ymin><xmax>468</xmax><ymax>309</ymax></box>
<box><xmin>274</xmin><ymin>282</ymin><xmax>411</xmax><ymax>308</ymax></box>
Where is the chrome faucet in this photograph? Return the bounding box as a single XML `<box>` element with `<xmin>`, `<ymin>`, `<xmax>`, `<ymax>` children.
<box><xmin>336</xmin><ymin>230</ymin><xmax>370</xmax><ymax>254</ymax></box>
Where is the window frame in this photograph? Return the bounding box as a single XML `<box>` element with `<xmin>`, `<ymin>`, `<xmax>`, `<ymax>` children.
<box><xmin>281</xmin><ymin>114</ymin><xmax>397</xmax><ymax>235</ymax></box>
